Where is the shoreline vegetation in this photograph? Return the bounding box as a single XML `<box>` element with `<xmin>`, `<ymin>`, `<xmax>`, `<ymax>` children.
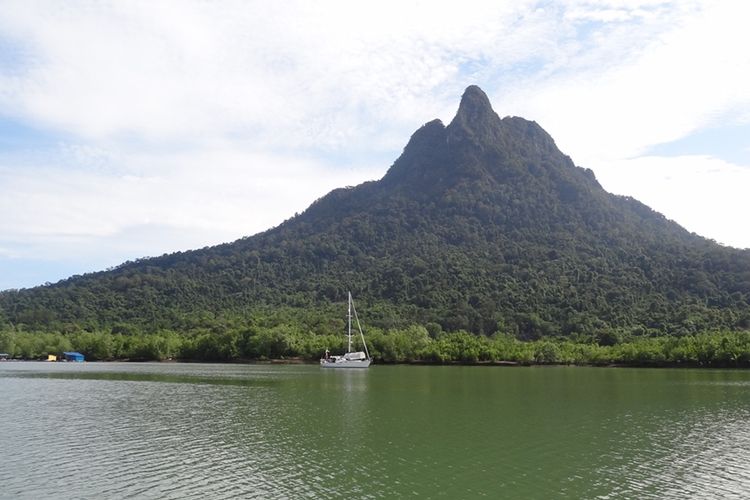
<box><xmin>2</xmin><ymin>88</ymin><xmax>749</xmax><ymax>372</ymax></box>
<box><xmin>2</xmin><ymin>325</ymin><xmax>750</xmax><ymax>368</ymax></box>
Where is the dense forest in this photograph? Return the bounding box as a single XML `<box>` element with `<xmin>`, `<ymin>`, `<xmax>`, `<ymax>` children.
<box><xmin>3</xmin><ymin>322</ymin><xmax>750</xmax><ymax>367</ymax></box>
<box><xmin>1</xmin><ymin>86</ymin><xmax>749</xmax><ymax>363</ymax></box>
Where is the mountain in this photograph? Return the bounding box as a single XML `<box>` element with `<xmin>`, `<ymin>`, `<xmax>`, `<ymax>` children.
<box><xmin>2</xmin><ymin>86</ymin><xmax>749</xmax><ymax>339</ymax></box>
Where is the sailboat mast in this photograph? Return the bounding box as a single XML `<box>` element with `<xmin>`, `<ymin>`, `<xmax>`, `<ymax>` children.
<box><xmin>351</xmin><ymin>297</ymin><xmax>370</xmax><ymax>361</ymax></box>
<box><xmin>347</xmin><ymin>291</ymin><xmax>353</xmax><ymax>353</ymax></box>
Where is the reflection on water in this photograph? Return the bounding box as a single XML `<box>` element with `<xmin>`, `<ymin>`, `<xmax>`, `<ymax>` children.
<box><xmin>1</xmin><ymin>363</ymin><xmax>750</xmax><ymax>498</ymax></box>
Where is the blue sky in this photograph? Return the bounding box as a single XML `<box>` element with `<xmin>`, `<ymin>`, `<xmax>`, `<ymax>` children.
<box><xmin>1</xmin><ymin>0</ymin><xmax>749</xmax><ymax>291</ymax></box>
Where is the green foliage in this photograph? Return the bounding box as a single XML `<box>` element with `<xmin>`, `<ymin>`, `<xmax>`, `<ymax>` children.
<box><xmin>1</xmin><ymin>330</ymin><xmax>73</xmax><ymax>359</ymax></box>
<box><xmin>370</xmin><ymin>325</ymin><xmax>431</xmax><ymax>362</ymax></box>
<box><xmin>2</xmin><ymin>323</ymin><xmax>750</xmax><ymax>367</ymax></box>
<box><xmin>1</xmin><ymin>87</ymin><xmax>749</xmax><ymax>344</ymax></box>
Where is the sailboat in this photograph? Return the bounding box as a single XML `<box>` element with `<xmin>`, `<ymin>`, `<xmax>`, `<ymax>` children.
<box><xmin>320</xmin><ymin>291</ymin><xmax>371</xmax><ymax>368</ymax></box>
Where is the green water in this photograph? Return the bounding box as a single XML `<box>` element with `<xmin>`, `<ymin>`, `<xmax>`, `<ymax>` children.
<box><xmin>1</xmin><ymin>363</ymin><xmax>749</xmax><ymax>498</ymax></box>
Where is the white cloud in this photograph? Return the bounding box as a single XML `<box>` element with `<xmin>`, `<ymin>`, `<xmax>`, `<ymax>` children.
<box><xmin>0</xmin><ymin>145</ymin><xmax>382</xmax><ymax>262</ymax></box>
<box><xmin>1</xmin><ymin>0</ymin><xmax>614</xmax><ymax>153</ymax></box>
<box><xmin>499</xmin><ymin>0</ymin><xmax>750</xmax><ymax>164</ymax></box>
<box><xmin>0</xmin><ymin>0</ymin><xmax>749</xmax><ymax>289</ymax></box>
<box><xmin>486</xmin><ymin>1</ymin><xmax>750</xmax><ymax>252</ymax></box>
<box><xmin>563</xmin><ymin>0</ymin><xmax>683</xmax><ymax>23</ymax></box>
<box><xmin>596</xmin><ymin>155</ymin><xmax>750</xmax><ymax>249</ymax></box>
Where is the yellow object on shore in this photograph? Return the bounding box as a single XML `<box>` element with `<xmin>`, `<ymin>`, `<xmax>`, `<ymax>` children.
<box><xmin>47</xmin><ymin>354</ymin><xmax>57</xmax><ymax>362</ymax></box>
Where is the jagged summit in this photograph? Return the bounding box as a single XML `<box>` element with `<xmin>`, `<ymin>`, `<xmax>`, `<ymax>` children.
<box><xmin>383</xmin><ymin>85</ymin><xmax>504</xmax><ymax>188</ymax></box>
<box><xmin>450</xmin><ymin>85</ymin><xmax>498</xmax><ymax>127</ymax></box>
<box><xmin>447</xmin><ymin>85</ymin><xmax>502</xmax><ymax>146</ymax></box>
<box><xmin>382</xmin><ymin>85</ymin><xmax>582</xmax><ymax>197</ymax></box>
<box><xmin>461</xmin><ymin>84</ymin><xmax>491</xmax><ymax>103</ymax></box>
<box><xmin>456</xmin><ymin>85</ymin><xmax>495</xmax><ymax>117</ymax></box>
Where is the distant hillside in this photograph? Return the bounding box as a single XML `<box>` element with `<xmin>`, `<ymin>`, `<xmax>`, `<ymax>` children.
<box><xmin>2</xmin><ymin>86</ymin><xmax>749</xmax><ymax>339</ymax></box>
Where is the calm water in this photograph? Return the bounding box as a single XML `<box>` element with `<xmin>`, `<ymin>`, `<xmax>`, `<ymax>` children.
<box><xmin>1</xmin><ymin>363</ymin><xmax>750</xmax><ymax>499</ymax></box>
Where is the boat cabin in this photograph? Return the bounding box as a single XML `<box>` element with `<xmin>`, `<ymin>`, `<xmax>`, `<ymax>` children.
<box><xmin>344</xmin><ymin>351</ymin><xmax>367</xmax><ymax>361</ymax></box>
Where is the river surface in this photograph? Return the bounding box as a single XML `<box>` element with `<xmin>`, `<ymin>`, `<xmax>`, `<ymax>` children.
<box><xmin>1</xmin><ymin>362</ymin><xmax>750</xmax><ymax>499</ymax></box>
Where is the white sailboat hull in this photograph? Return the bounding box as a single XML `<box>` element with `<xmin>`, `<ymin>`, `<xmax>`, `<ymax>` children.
<box><xmin>320</xmin><ymin>358</ymin><xmax>371</xmax><ymax>368</ymax></box>
<box><xmin>321</xmin><ymin>292</ymin><xmax>372</xmax><ymax>369</ymax></box>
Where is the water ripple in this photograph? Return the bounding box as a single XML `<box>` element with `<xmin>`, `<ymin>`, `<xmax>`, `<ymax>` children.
<box><xmin>3</xmin><ymin>364</ymin><xmax>750</xmax><ymax>498</ymax></box>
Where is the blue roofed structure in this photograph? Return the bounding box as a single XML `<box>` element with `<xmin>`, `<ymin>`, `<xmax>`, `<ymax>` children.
<box><xmin>63</xmin><ymin>352</ymin><xmax>85</xmax><ymax>362</ymax></box>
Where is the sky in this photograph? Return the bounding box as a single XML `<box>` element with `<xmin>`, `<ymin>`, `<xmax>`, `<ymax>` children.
<box><xmin>1</xmin><ymin>0</ymin><xmax>749</xmax><ymax>291</ymax></box>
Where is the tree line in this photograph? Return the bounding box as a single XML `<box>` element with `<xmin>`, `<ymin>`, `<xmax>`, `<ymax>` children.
<box><xmin>3</xmin><ymin>324</ymin><xmax>750</xmax><ymax>367</ymax></box>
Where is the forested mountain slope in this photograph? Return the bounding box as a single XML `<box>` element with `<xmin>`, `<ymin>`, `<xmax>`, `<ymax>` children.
<box><xmin>2</xmin><ymin>86</ymin><xmax>749</xmax><ymax>338</ymax></box>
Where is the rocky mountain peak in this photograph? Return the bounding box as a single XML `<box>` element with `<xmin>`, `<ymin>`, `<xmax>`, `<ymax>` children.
<box><xmin>455</xmin><ymin>85</ymin><xmax>495</xmax><ymax>121</ymax></box>
<box><xmin>446</xmin><ymin>85</ymin><xmax>502</xmax><ymax>145</ymax></box>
